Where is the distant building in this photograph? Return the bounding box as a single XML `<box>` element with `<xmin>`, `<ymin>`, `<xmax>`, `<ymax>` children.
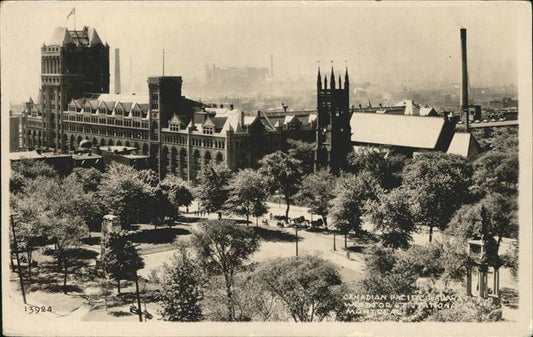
<box><xmin>353</xmin><ymin>99</ymin><xmax>439</xmax><ymax>117</ymax></box>
<box><xmin>204</xmin><ymin>64</ymin><xmax>270</xmax><ymax>95</ymax></box>
<box><xmin>10</xmin><ymin>112</ymin><xmax>20</xmax><ymax>152</ymax></box>
<box><xmin>489</xmin><ymin>97</ymin><xmax>518</xmax><ymax>110</ymax></box>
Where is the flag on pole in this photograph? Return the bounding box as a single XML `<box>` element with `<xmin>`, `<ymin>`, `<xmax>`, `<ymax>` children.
<box><xmin>67</xmin><ymin>7</ymin><xmax>75</xmax><ymax>20</ymax></box>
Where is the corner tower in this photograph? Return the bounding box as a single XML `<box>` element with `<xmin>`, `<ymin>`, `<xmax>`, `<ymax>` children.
<box><xmin>40</xmin><ymin>26</ymin><xmax>109</xmax><ymax>151</ymax></box>
<box><xmin>314</xmin><ymin>66</ymin><xmax>351</xmax><ymax>174</ymax></box>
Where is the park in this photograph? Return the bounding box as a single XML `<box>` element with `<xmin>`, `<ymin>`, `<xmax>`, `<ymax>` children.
<box><xmin>8</xmin><ymin>128</ymin><xmax>519</xmax><ymax>322</ymax></box>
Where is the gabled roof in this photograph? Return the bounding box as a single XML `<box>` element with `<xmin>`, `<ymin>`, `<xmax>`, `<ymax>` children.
<box><xmin>121</xmin><ymin>102</ymin><xmax>132</xmax><ymax>112</ymax></box>
<box><xmin>350</xmin><ymin>113</ymin><xmax>447</xmax><ymax>149</ymax></box>
<box><xmin>203</xmin><ymin>117</ymin><xmax>216</xmax><ymax>127</ymax></box>
<box><xmin>169</xmin><ymin>114</ymin><xmax>184</xmax><ymax>126</ymax></box>
<box><xmin>447</xmin><ymin>133</ymin><xmax>480</xmax><ymax>159</ymax></box>
<box><xmin>47</xmin><ymin>27</ymin><xmax>74</xmax><ymax>46</ymax></box>
<box><xmin>99</xmin><ymin>100</ymin><xmax>115</xmax><ymax>111</ymax></box>
<box><xmin>244</xmin><ymin>116</ymin><xmax>258</xmax><ymax>126</ymax></box>
<box><xmin>87</xmin><ymin>27</ymin><xmax>103</xmax><ymax>46</ymax></box>
<box><xmin>420</xmin><ymin>107</ymin><xmax>438</xmax><ymax>116</ymax></box>
<box><xmin>395</xmin><ymin>99</ymin><xmax>420</xmax><ymax>116</ymax></box>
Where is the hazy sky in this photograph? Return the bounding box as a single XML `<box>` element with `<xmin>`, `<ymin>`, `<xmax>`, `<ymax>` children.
<box><xmin>1</xmin><ymin>1</ymin><xmax>527</xmax><ymax>103</ymax></box>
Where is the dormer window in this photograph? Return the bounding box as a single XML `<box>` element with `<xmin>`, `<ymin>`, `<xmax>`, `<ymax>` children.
<box><xmin>116</xmin><ymin>108</ymin><xmax>123</xmax><ymax>116</ymax></box>
<box><xmin>169</xmin><ymin>122</ymin><xmax>180</xmax><ymax>132</ymax></box>
<box><xmin>203</xmin><ymin>126</ymin><xmax>214</xmax><ymax>135</ymax></box>
<box><xmin>83</xmin><ymin>105</ymin><xmax>91</xmax><ymax>113</ymax></box>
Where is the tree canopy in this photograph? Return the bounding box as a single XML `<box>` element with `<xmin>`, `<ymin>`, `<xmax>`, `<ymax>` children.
<box><xmin>402</xmin><ymin>152</ymin><xmax>473</xmax><ymax>242</ymax></box>
<box><xmin>330</xmin><ymin>172</ymin><xmax>382</xmax><ymax>234</ymax></box>
<box><xmin>101</xmin><ymin>231</ymin><xmax>145</xmax><ymax>293</ymax></box>
<box><xmin>195</xmin><ymin>164</ymin><xmax>233</xmax><ymax>219</ymax></box>
<box><xmin>225</xmin><ymin>169</ymin><xmax>269</xmax><ymax>224</ymax></box>
<box><xmin>286</xmin><ymin>139</ymin><xmax>315</xmax><ymax>175</ymax></box>
<box><xmin>254</xmin><ymin>255</ymin><xmax>345</xmax><ymax>322</ymax></box>
<box><xmin>191</xmin><ymin>220</ymin><xmax>260</xmax><ymax>321</ymax></box>
<box><xmin>260</xmin><ymin>151</ymin><xmax>302</xmax><ymax>220</ymax></box>
<box><xmin>158</xmin><ymin>244</ymin><xmax>203</xmax><ymax>321</ymax></box>
<box><xmin>297</xmin><ymin>169</ymin><xmax>336</xmax><ymax>226</ymax></box>
<box><xmin>365</xmin><ymin>187</ymin><xmax>416</xmax><ymax>249</ymax></box>
<box><xmin>98</xmin><ymin>163</ymin><xmax>163</xmax><ymax>227</ymax></box>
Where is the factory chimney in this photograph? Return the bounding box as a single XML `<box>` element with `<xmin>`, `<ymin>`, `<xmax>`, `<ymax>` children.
<box><xmin>114</xmin><ymin>48</ymin><xmax>121</xmax><ymax>94</ymax></box>
<box><xmin>460</xmin><ymin>28</ymin><xmax>469</xmax><ymax>131</ymax></box>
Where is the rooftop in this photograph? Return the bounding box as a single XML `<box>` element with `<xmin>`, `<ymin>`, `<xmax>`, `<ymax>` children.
<box><xmin>350</xmin><ymin>113</ymin><xmax>448</xmax><ymax>149</ymax></box>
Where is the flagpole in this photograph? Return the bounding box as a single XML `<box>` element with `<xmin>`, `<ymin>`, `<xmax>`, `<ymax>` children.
<box><xmin>74</xmin><ymin>8</ymin><xmax>76</xmax><ymax>30</ymax></box>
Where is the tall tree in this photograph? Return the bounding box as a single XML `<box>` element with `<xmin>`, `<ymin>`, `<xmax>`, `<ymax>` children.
<box><xmin>297</xmin><ymin>169</ymin><xmax>336</xmax><ymax>227</ymax></box>
<box><xmin>225</xmin><ymin>169</ymin><xmax>269</xmax><ymax>225</ymax></box>
<box><xmin>195</xmin><ymin>164</ymin><xmax>233</xmax><ymax>219</ymax></box>
<box><xmin>10</xmin><ymin>159</ymin><xmax>57</xmax><ymax>194</ymax></box>
<box><xmin>330</xmin><ymin>172</ymin><xmax>382</xmax><ymax>247</ymax></box>
<box><xmin>160</xmin><ymin>174</ymin><xmax>194</xmax><ymax>213</ymax></box>
<box><xmin>260</xmin><ymin>151</ymin><xmax>302</xmax><ymax>220</ymax></box>
<box><xmin>191</xmin><ymin>220</ymin><xmax>260</xmax><ymax>321</ymax></box>
<box><xmin>402</xmin><ymin>152</ymin><xmax>473</xmax><ymax>242</ymax></box>
<box><xmin>158</xmin><ymin>244</ymin><xmax>204</xmax><ymax>321</ymax></box>
<box><xmin>255</xmin><ymin>255</ymin><xmax>345</xmax><ymax>322</ymax></box>
<box><xmin>286</xmin><ymin>139</ymin><xmax>315</xmax><ymax>175</ymax></box>
<box><xmin>101</xmin><ymin>232</ymin><xmax>145</xmax><ymax>293</ymax></box>
<box><xmin>365</xmin><ymin>187</ymin><xmax>416</xmax><ymax>249</ymax></box>
<box><xmin>65</xmin><ymin>167</ymin><xmax>103</xmax><ymax>193</ymax></box>
<box><xmin>10</xmin><ymin>192</ymin><xmax>47</xmax><ymax>281</ymax></box>
<box><xmin>447</xmin><ymin>193</ymin><xmax>517</xmax><ymax>266</ymax></box>
<box><xmin>98</xmin><ymin>163</ymin><xmax>157</xmax><ymax>227</ymax></box>
<box><xmin>346</xmin><ymin>148</ymin><xmax>407</xmax><ymax>189</ymax></box>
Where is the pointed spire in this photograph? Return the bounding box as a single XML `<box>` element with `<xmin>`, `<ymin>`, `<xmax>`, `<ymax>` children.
<box><xmin>330</xmin><ymin>66</ymin><xmax>335</xmax><ymax>90</ymax></box>
<box><xmin>345</xmin><ymin>67</ymin><xmax>349</xmax><ymax>83</ymax></box>
<box><xmin>317</xmin><ymin>67</ymin><xmax>322</xmax><ymax>90</ymax></box>
<box><xmin>338</xmin><ymin>74</ymin><xmax>342</xmax><ymax>90</ymax></box>
<box><xmin>324</xmin><ymin>75</ymin><xmax>328</xmax><ymax>90</ymax></box>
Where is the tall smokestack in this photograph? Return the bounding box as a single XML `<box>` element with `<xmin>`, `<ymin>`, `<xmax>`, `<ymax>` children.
<box><xmin>270</xmin><ymin>54</ymin><xmax>274</xmax><ymax>79</ymax></box>
<box><xmin>460</xmin><ymin>28</ymin><xmax>469</xmax><ymax>131</ymax></box>
<box><xmin>114</xmin><ymin>48</ymin><xmax>121</xmax><ymax>94</ymax></box>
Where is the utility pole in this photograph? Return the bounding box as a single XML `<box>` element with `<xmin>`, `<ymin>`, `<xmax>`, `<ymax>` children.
<box><xmin>134</xmin><ymin>272</ymin><xmax>143</xmax><ymax>322</ymax></box>
<box><xmin>333</xmin><ymin>228</ymin><xmax>337</xmax><ymax>251</ymax></box>
<box><xmin>295</xmin><ymin>224</ymin><xmax>299</xmax><ymax>257</ymax></box>
<box><xmin>10</xmin><ymin>215</ymin><xmax>27</xmax><ymax>304</ymax></box>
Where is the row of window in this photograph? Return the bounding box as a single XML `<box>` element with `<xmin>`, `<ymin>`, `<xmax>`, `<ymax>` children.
<box><xmin>160</xmin><ymin>134</ymin><xmax>226</xmax><ymax>149</ymax></box>
<box><xmin>63</xmin><ymin>124</ymin><xmax>149</xmax><ymax>139</ymax></box>
<box><xmin>68</xmin><ymin>106</ymin><xmax>147</xmax><ymax>118</ymax></box>
<box><xmin>42</xmin><ymin>57</ymin><xmax>61</xmax><ymax>74</ymax></box>
<box><xmin>64</xmin><ymin>114</ymin><xmax>149</xmax><ymax>128</ymax></box>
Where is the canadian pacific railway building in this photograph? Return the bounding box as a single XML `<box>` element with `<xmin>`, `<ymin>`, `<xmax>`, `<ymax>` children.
<box><xmin>22</xmin><ymin>26</ymin><xmax>318</xmax><ymax>181</ymax></box>
<box><xmin>20</xmin><ymin>25</ymin><xmax>475</xmax><ymax>181</ymax></box>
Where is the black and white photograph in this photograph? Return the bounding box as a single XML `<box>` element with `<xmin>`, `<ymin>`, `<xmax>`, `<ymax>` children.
<box><xmin>1</xmin><ymin>1</ymin><xmax>531</xmax><ymax>336</ymax></box>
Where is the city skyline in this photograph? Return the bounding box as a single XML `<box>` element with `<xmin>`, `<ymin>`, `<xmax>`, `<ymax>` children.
<box><xmin>1</xmin><ymin>2</ymin><xmax>526</xmax><ymax>104</ymax></box>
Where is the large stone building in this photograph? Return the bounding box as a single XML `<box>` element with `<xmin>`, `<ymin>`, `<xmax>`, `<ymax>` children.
<box><xmin>22</xmin><ymin>26</ymin><xmax>316</xmax><ymax>181</ymax></box>
<box><xmin>21</xmin><ymin>25</ymin><xmax>479</xmax><ymax>181</ymax></box>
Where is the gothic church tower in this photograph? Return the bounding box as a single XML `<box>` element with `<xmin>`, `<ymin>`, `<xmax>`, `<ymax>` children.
<box><xmin>314</xmin><ymin>66</ymin><xmax>351</xmax><ymax>174</ymax></box>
